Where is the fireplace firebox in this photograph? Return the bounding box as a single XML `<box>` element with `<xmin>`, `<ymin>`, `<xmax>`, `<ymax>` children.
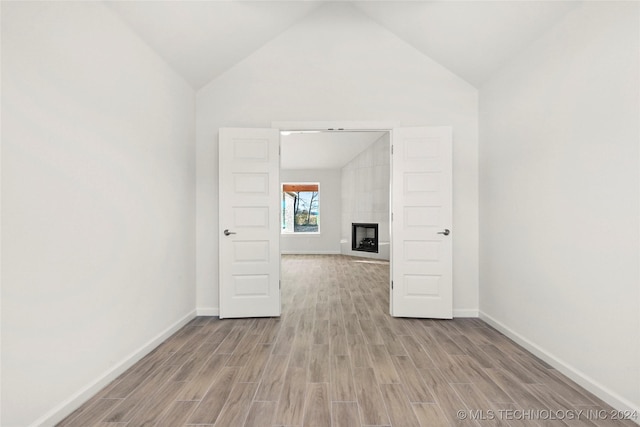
<box><xmin>352</xmin><ymin>223</ymin><xmax>378</xmax><ymax>253</ymax></box>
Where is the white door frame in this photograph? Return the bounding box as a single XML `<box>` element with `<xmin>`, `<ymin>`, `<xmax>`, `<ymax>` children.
<box><xmin>273</xmin><ymin>121</ymin><xmax>399</xmax><ymax>132</ymax></box>
<box><xmin>273</xmin><ymin>121</ymin><xmax>398</xmax><ymax>314</ymax></box>
<box><xmin>271</xmin><ymin>121</ymin><xmax>453</xmax><ymax>319</ymax></box>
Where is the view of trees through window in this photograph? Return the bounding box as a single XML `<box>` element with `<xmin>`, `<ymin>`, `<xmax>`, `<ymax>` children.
<box><xmin>282</xmin><ymin>183</ymin><xmax>319</xmax><ymax>233</ymax></box>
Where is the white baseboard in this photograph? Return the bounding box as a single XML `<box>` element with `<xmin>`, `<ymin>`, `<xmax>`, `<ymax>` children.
<box><xmin>197</xmin><ymin>307</ymin><xmax>219</xmax><ymax>316</ymax></box>
<box><xmin>480</xmin><ymin>311</ymin><xmax>640</xmax><ymax>423</ymax></box>
<box><xmin>280</xmin><ymin>250</ymin><xmax>342</xmax><ymax>255</ymax></box>
<box><xmin>33</xmin><ymin>310</ymin><xmax>197</xmax><ymax>427</ymax></box>
<box><xmin>453</xmin><ymin>308</ymin><xmax>479</xmax><ymax>318</ymax></box>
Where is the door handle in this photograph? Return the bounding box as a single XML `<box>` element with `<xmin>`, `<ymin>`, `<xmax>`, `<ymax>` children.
<box><xmin>437</xmin><ymin>229</ymin><xmax>450</xmax><ymax>236</ymax></box>
<box><xmin>223</xmin><ymin>229</ymin><xmax>236</xmax><ymax>236</ymax></box>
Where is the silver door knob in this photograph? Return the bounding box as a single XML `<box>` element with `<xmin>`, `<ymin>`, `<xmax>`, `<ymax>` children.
<box><xmin>223</xmin><ymin>229</ymin><xmax>236</xmax><ymax>236</ymax></box>
<box><xmin>437</xmin><ymin>229</ymin><xmax>450</xmax><ymax>236</ymax></box>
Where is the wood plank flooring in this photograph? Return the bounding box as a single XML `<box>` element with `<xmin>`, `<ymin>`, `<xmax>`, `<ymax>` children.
<box><xmin>57</xmin><ymin>254</ymin><xmax>636</xmax><ymax>426</ymax></box>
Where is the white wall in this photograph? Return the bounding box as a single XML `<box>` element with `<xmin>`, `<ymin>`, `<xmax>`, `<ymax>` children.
<box><xmin>1</xmin><ymin>3</ymin><xmax>196</xmax><ymax>426</ymax></box>
<box><xmin>479</xmin><ymin>2</ymin><xmax>639</xmax><ymax>414</ymax></box>
<box><xmin>341</xmin><ymin>134</ymin><xmax>391</xmax><ymax>261</ymax></box>
<box><xmin>196</xmin><ymin>2</ymin><xmax>479</xmax><ymax>316</ymax></box>
<box><xmin>280</xmin><ymin>169</ymin><xmax>342</xmax><ymax>254</ymax></box>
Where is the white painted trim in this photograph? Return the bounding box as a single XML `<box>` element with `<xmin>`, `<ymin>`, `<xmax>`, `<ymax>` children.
<box><xmin>272</xmin><ymin>121</ymin><xmax>399</xmax><ymax>132</ymax></box>
<box><xmin>638</xmin><ymin>8</ymin><xmax>640</xmax><ymax>423</ymax></box>
<box><xmin>274</xmin><ymin>122</ymin><xmax>459</xmax><ymax>321</ymax></box>
<box><xmin>196</xmin><ymin>307</ymin><xmax>220</xmax><ymax>316</ymax></box>
<box><xmin>453</xmin><ymin>308</ymin><xmax>479</xmax><ymax>318</ymax></box>
<box><xmin>32</xmin><ymin>310</ymin><xmax>197</xmax><ymax>427</ymax></box>
<box><xmin>281</xmin><ymin>250</ymin><xmax>342</xmax><ymax>255</ymax></box>
<box><xmin>480</xmin><ymin>311</ymin><xmax>640</xmax><ymax>422</ymax></box>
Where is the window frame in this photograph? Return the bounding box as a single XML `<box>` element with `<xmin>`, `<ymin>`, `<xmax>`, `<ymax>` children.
<box><xmin>281</xmin><ymin>182</ymin><xmax>321</xmax><ymax>235</ymax></box>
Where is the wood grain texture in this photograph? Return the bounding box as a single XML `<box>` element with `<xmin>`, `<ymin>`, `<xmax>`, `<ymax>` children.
<box><xmin>187</xmin><ymin>366</ymin><xmax>240</xmax><ymax>424</ymax></box>
<box><xmin>379</xmin><ymin>383</ymin><xmax>421</xmax><ymax>427</ymax></box>
<box><xmin>175</xmin><ymin>353</ymin><xmax>229</xmax><ymax>401</ymax></box>
<box><xmin>213</xmin><ymin>381</ymin><xmax>259</xmax><ymax>427</ymax></box>
<box><xmin>254</xmin><ymin>353</ymin><xmax>289</xmax><ymax>402</ymax></box>
<box><xmin>55</xmin><ymin>255</ymin><xmax>630</xmax><ymax>427</ymax></box>
<box><xmin>303</xmin><ymin>383</ymin><xmax>331</xmax><ymax>427</ymax></box>
<box><xmin>273</xmin><ymin>366</ymin><xmax>307</xmax><ymax>425</ymax></box>
<box><xmin>243</xmin><ymin>401</ymin><xmax>277</xmax><ymax>427</ymax></box>
<box><xmin>331</xmin><ymin>402</ymin><xmax>360</xmax><ymax>427</ymax></box>
<box><xmin>352</xmin><ymin>367</ymin><xmax>391</xmax><ymax>425</ymax></box>
<box><xmin>330</xmin><ymin>355</ymin><xmax>356</xmax><ymax>402</ymax></box>
<box><xmin>412</xmin><ymin>402</ymin><xmax>451</xmax><ymax>426</ymax></box>
<box><xmin>155</xmin><ymin>401</ymin><xmax>197</xmax><ymax>427</ymax></box>
<box><xmin>392</xmin><ymin>355</ymin><xmax>435</xmax><ymax>403</ymax></box>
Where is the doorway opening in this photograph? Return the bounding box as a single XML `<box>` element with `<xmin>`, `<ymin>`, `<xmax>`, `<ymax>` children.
<box><xmin>279</xmin><ymin>129</ymin><xmax>392</xmax><ymax>313</ymax></box>
<box><xmin>279</xmin><ymin>129</ymin><xmax>392</xmax><ymax>261</ymax></box>
<box><xmin>218</xmin><ymin>125</ymin><xmax>453</xmax><ymax>319</ymax></box>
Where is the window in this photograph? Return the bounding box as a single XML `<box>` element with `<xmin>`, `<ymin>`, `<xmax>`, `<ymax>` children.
<box><xmin>281</xmin><ymin>183</ymin><xmax>320</xmax><ymax>233</ymax></box>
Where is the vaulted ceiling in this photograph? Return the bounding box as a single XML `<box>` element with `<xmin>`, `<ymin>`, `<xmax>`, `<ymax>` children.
<box><xmin>105</xmin><ymin>1</ymin><xmax>578</xmax><ymax>90</ymax></box>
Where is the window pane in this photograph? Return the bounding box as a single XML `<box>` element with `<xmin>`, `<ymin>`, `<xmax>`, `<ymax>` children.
<box><xmin>282</xmin><ymin>183</ymin><xmax>320</xmax><ymax>234</ymax></box>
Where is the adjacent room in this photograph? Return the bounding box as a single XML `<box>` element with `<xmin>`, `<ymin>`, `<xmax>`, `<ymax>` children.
<box><xmin>280</xmin><ymin>130</ymin><xmax>390</xmax><ymax>260</ymax></box>
<box><xmin>2</xmin><ymin>1</ymin><xmax>639</xmax><ymax>426</ymax></box>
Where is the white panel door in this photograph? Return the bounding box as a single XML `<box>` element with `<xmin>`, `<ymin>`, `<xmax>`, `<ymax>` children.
<box><xmin>219</xmin><ymin>128</ymin><xmax>280</xmax><ymax>319</ymax></box>
<box><xmin>391</xmin><ymin>127</ymin><xmax>453</xmax><ymax>319</ymax></box>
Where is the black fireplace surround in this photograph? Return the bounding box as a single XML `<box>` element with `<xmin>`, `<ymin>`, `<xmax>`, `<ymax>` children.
<box><xmin>352</xmin><ymin>223</ymin><xmax>378</xmax><ymax>253</ymax></box>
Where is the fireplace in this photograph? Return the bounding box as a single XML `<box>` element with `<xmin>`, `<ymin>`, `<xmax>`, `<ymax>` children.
<box><xmin>352</xmin><ymin>223</ymin><xmax>378</xmax><ymax>253</ymax></box>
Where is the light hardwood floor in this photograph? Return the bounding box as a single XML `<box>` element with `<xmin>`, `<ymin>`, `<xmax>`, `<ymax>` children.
<box><xmin>57</xmin><ymin>254</ymin><xmax>636</xmax><ymax>426</ymax></box>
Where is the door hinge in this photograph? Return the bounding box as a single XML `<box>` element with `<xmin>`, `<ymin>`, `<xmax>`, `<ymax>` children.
<box><xmin>391</xmin><ymin>145</ymin><xmax>394</xmax><ymax>155</ymax></box>
<box><xmin>279</xmin><ymin>280</ymin><xmax>281</xmax><ymax>290</ymax></box>
<box><xmin>391</xmin><ymin>212</ymin><xmax>393</xmax><ymax>221</ymax></box>
<box><xmin>391</xmin><ymin>281</ymin><xmax>394</xmax><ymax>290</ymax></box>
